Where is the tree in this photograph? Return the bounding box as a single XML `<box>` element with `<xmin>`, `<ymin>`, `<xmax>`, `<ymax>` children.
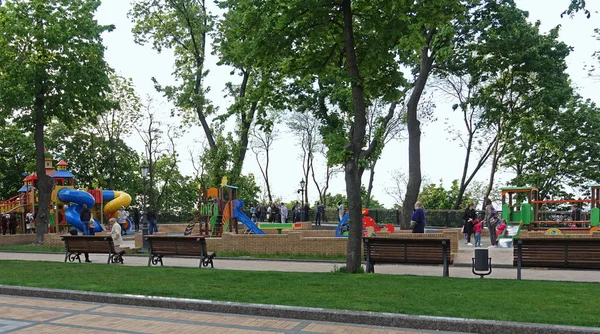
<box><xmin>250</xmin><ymin>126</ymin><xmax>277</xmax><ymax>203</ymax></box>
<box><xmin>217</xmin><ymin>0</ymin><xmax>468</xmax><ymax>272</ymax></box>
<box><xmin>45</xmin><ymin>121</ymin><xmax>141</xmax><ymax>193</ymax></box>
<box><xmin>435</xmin><ymin>2</ymin><xmax>573</xmax><ymax>208</ymax></box>
<box><xmin>96</xmin><ymin>74</ymin><xmax>142</xmax><ymax>189</ymax></box>
<box><xmin>287</xmin><ymin>112</ymin><xmax>322</xmax><ymax>205</ymax></box>
<box><xmin>418</xmin><ymin>179</ymin><xmax>476</xmax><ymax>210</ymax></box>
<box><xmin>129</xmin><ymin>0</ymin><xmax>214</xmax><ymax>144</ymax></box>
<box><xmin>364</xmin><ymin>101</ymin><xmax>405</xmax><ymax>208</ymax></box>
<box><xmin>504</xmin><ymin>97</ymin><xmax>600</xmax><ymax>199</ymax></box>
<box><xmin>0</xmin><ymin>124</ymin><xmax>35</xmax><ymax>199</ymax></box>
<box><xmin>0</xmin><ymin>0</ymin><xmax>113</xmax><ymax>243</ymax></box>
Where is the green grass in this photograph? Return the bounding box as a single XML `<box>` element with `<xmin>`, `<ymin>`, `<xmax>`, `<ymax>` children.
<box><xmin>217</xmin><ymin>251</ymin><xmax>346</xmax><ymax>261</ymax></box>
<box><xmin>0</xmin><ymin>260</ymin><xmax>597</xmax><ymax>327</ymax></box>
<box><xmin>0</xmin><ymin>244</ymin><xmax>65</xmax><ymax>252</ymax></box>
<box><xmin>0</xmin><ymin>245</ymin><xmax>346</xmax><ymax>261</ymax></box>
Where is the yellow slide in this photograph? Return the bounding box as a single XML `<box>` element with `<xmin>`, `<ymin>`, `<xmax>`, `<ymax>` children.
<box><xmin>104</xmin><ymin>191</ymin><xmax>132</xmax><ymax>219</ymax></box>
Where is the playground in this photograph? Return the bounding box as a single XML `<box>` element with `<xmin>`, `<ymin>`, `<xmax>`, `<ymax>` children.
<box><xmin>0</xmin><ymin>154</ymin><xmax>133</xmax><ymax>235</ymax></box>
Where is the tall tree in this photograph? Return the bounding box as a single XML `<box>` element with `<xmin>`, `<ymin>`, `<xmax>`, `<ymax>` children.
<box><xmin>0</xmin><ymin>0</ymin><xmax>113</xmax><ymax>243</ymax></box>
<box><xmin>287</xmin><ymin>112</ymin><xmax>322</xmax><ymax>205</ymax></box>
<box><xmin>364</xmin><ymin>100</ymin><xmax>405</xmax><ymax>208</ymax></box>
<box><xmin>217</xmin><ymin>0</ymin><xmax>465</xmax><ymax>272</ymax></box>
<box><xmin>504</xmin><ymin>97</ymin><xmax>600</xmax><ymax>199</ymax></box>
<box><xmin>250</xmin><ymin>126</ymin><xmax>277</xmax><ymax>204</ymax></box>
<box><xmin>129</xmin><ymin>0</ymin><xmax>214</xmax><ymax>145</ymax></box>
<box><xmin>96</xmin><ymin>74</ymin><xmax>142</xmax><ymax>189</ymax></box>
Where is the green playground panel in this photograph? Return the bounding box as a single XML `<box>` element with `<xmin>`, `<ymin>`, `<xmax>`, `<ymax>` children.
<box><xmin>258</xmin><ymin>223</ymin><xmax>295</xmax><ymax>229</ymax></box>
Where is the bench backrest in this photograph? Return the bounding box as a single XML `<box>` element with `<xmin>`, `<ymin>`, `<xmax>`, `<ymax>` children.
<box><xmin>146</xmin><ymin>236</ymin><xmax>206</xmax><ymax>256</ymax></box>
<box><xmin>61</xmin><ymin>236</ymin><xmax>116</xmax><ymax>253</ymax></box>
<box><xmin>363</xmin><ymin>237</ymin><xmax>452</xmax><ymax>265</ymax></box>
<box><xmin>514</xmin><ymin>238</ymin><xmax>600</xmax><ymax>269</ymax></box>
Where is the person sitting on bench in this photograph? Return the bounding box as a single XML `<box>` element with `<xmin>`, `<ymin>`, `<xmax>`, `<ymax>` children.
<box><xmin>108</xmin><ymin>218</ymin><xmax>125</xmax><ymax>257</ymax></box>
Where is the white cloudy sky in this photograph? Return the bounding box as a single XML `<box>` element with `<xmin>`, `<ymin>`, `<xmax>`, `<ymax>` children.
<box><xmin>95</xmin><ymin>1</ymin><xmax>600</xmax><ymax>208</ymax></box>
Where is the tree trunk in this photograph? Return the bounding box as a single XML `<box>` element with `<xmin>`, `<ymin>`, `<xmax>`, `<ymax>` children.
<box><xmin>342</xmin><ymin>0</ymin><xmax>368</xmax><ymax>273</ymax></box>
<box><xmin>365</xmin><ymin>160</ymin><xmax>377</xmax><ymax>208</ymax></box>
<box><xmin>401</xmin><ymin>40</ymin><xmax>435</xmax><ymax>227</ymax></box>
<box><xmin>484</xmin><ymin>137</ymin><xmax>502</xmax><ymax>209</ymax></box>
<box><xmin>34</xmin><ymin>86</ymin><xmax>51</xmax><ymax>245</ymax></box>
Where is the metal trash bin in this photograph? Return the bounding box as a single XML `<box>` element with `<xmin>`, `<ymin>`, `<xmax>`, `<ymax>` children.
<box><xmin>472</xmin><ymin>248</ymin><xmax>492</xmax><ymax>278</ymax></box>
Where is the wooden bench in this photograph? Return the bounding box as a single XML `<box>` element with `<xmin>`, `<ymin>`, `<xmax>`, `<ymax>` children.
<box><xmin>61</xmin><ymin>235</ymin><xmax>124</xmax><ymax>264</ymax></box>
<box><xmin>145</xmin><ymin>236</ymin><xmax>216</xmax><ymax>268</ymax></box>
<box><xmin>363</xmin><ymin>237</ymin><xmax>452</xmax><ymax>276</ymax></box>
<box><xmin>514</xmin><ymin>238</ymin><xmax>600</xmax><ymax>279</ymax></box>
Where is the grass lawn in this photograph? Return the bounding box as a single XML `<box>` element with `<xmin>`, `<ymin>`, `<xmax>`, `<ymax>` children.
<box><xmin>0</xmin><ymin>245</ymin><xmax>346</xmax><ymax>261</ymax></box>
<box><xmin>0</xmin><ymin>260</ymin><xmax>598</xmax><ymax>327</ymax></box>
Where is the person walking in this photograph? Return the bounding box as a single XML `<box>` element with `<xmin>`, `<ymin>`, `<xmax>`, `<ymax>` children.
<box><xmin>146</xmin><ymin>208</ymin><xmax>158</xmax><ymax>235</ymax></box>
<box><xmin>337</xmin><ymin>202</ymin><xmax>344</xmax><ymax>222</ymax></box>
<box><xmin>292</xmin><ymin>202</ymin><xmax>300</xmax><ymax>223</ymax></box>
<box><xmin>314</xmin><ymin>202</ymin><xmax>323</xmax><ymax>226</ymax></box>
<box><xmin>484</xmin><ymin>198</ymin><xmax>498</xmax><ymax>247</ymax></box>
<box><xmin>462</xmin><ymin>203</ymin><xmax>476</xmax><ymax>246</ymax></box>
<box><xmin>410</xmin><ymin>201</ymin><xmax>426</xmax><ymax>233</ymax></box>
<box><xmin>280</xmin><ymin>203</ymin><xmax>288</xmax><ymax>223</ymax></box>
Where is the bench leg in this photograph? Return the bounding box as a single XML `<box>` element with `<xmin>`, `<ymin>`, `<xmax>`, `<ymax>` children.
<box><xmin>442</xmin><ymin>241</ymin><xmax>449</xmax><ymax>277</ymax></box>
<box><xmin>65</xmin><ymin>252</ymin><xmax>80</xmax><ymax>263</ymax></box>
<box><xmin>107</xmin><ymin>252</ymin><xmax>112</xmax><ymax>265</ymax></box>
<box><xmin>148</xmin><ymin>254</ymin><xmax>163</xmax><ymax>266</ymax></box>
<box><xmin>517</xmin><ymin>240</ymin><xmax>522</xmax><ymax>280</ymax></box>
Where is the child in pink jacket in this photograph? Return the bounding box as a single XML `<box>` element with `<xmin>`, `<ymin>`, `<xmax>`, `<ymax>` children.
<box><xmin>473</xmin><ymin>219</ymin><xmax>483</xmax><ymax>247</ymax></box>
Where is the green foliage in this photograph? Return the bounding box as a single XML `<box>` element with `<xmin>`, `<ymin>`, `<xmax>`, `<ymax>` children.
<box><xmin>236</xmin><ymin>173</ymin><xmax>260</xmax><ymax>208</ymax></box>
<box><xmin>45</xmin><ymin>122</ymin><xmax>142</xmax><ymax>193</ymax></box>
<box><xmin>129</xmin><ymin>0</ymin><xmax>213</xmax><ymax>125</ymax></box>
<box><xmin>505</xmin><ymin>97</ymin><xmax>600</xmax><ymax>199</ymax></box>
<box><xmin>418</xmin><ymin>180</ymin><xmax>476</xmax><ymax>210</ymax></box>
<box><xmin>322</xmin><ymin>186</ymin><xmax>384</xmax><ymax>209</ymax></box>
<box><xmin>0</xmin><ymin>124</ymin><xmax>35</xmax><ymax>199</ymax></box>
<box><xmin>0</xmin><ymin>0</ymin><xmax>114</xmax><ymax>128</ymax></box>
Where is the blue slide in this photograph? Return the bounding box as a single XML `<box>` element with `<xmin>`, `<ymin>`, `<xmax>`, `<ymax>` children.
<box><xmin>232</xmin><ymin>199</ymin><xmax>265</xmax><ymax>234</ymax></box>
<box><xmin>335</xmin><ymin>213</ymin><xmax>350</xmax><ymax>237</ymax></box>
<box><xmin>58</xmin><ymin>188</ymin><xmax>102</xmax><ymax>232</ymax></box>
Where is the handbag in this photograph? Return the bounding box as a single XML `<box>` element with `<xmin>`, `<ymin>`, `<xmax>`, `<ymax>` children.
<box><xmin>410</xmin><ymin>220</ymin><xmax>417</xmax><ymax>228</ymax></box>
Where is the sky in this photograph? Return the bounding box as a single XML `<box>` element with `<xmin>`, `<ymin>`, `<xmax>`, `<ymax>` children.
<box><xmin>94</xmin><ymin>0</ymin><xmax>600</xmax><ymax>209</ymax></box>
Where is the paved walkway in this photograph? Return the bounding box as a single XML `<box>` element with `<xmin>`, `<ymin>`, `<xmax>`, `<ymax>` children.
<box><xmin>0</xmin><ymin>250</ymin><xmax>597</xmax><ymax>282</ymax></box>
<box><xmin>0</xmin><ymin>295</ymin><xmax>461</xmax><ymax>334</ymax></box>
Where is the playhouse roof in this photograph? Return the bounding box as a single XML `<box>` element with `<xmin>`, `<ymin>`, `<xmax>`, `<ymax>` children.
<box><xmin>52</xmin><ymin>170</ymin><xmax>74</xmax><ymax>178</ymax></box>
<box><xmin>18</xmin><ymin>185</ymin><xmax>34</xmax><ymax>192</ymax></box>
<box><xmin>57</xmin><ymin>160</ymin><xmax>68</xmax><ymax>166</ymax></box>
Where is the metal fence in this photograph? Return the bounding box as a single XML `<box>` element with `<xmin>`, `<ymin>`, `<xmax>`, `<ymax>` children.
<box><xmin>156</xmin><ymin>208</ymin><xmax>486</xmax><ymax>228</ymax></box>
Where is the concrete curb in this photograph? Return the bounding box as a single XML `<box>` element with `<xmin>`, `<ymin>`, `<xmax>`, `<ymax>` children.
<box><xmin>0</xmin><ymin>285</ymin><xmax>597</xmax><ymax>334</ymax></box>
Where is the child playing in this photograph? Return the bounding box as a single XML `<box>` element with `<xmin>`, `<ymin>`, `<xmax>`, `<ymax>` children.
<box><xmin>473</xmin><ymin>219</ymin><xmax>483</xmax><ymax>247</ymax></box>
<box><xmin>496</xmin><ymin>219</ymin><xmax>508</xmax><ymax>238</ymax></box>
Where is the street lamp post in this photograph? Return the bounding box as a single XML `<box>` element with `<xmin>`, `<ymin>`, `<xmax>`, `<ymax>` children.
<box><xmin>298</xmin><ymin>179</ymin><xmax>306</xmax><ymax>221</ymax></box>
<box><xmin>140</xmin><ymin>162</ymin><xmax>149</xmax><ymax>252</ymax></box>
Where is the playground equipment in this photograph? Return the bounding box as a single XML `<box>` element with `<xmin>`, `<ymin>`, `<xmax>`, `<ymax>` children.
<box><xmin>497</xmin><ymin>185</ymin><xmax>600</xmax><ymax>244</ymax></box>
<box><xmin>335</xmin><ymin>208</ymin><xmax>395</xmax><ymax>237</ymax></box>
<box><xmin>185</xmin><ymin>178</ymin><xmax>264</xmax><ymax>237</ymax></box>
<box><xmin>0</xmin><ymin>153</ymin><xmax>132</xmax><ymax>233</ymax></box>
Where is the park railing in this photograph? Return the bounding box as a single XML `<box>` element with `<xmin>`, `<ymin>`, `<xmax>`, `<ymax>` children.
<box><xmin>156</xmin><ymin>208</ymin><xmax>489</xmax><ymax>228</ymax></box>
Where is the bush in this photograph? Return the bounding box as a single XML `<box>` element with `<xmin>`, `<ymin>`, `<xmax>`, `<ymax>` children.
<box><xmin>331</xmin><ymin>265</ymin><xmax>365</xmax><ymax>274</ymax></box>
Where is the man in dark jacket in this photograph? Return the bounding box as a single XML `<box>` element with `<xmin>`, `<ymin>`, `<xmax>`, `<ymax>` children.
<box><xmin>79</xmin><ymin>204</ymin><xmax>94</xmax><ymax>263</ymax></box>
<box><xmin>133</xmin><ymin>207</ymin><xmax>141</xmax><ymax>231</ymax></box>
<box><xmin>147</xmin><ymin>208</ymin><xmax>158</xmax><ymax>235</ymax></box>
<box><xmin>1</xmin><ymin>214</ymin><xmax>7</xmax><ymax>235</ymax></box>
<box><xmin>9</xmin><ymin>214</ymin><xmax>18</xmax><ymax>234</ymax></box>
